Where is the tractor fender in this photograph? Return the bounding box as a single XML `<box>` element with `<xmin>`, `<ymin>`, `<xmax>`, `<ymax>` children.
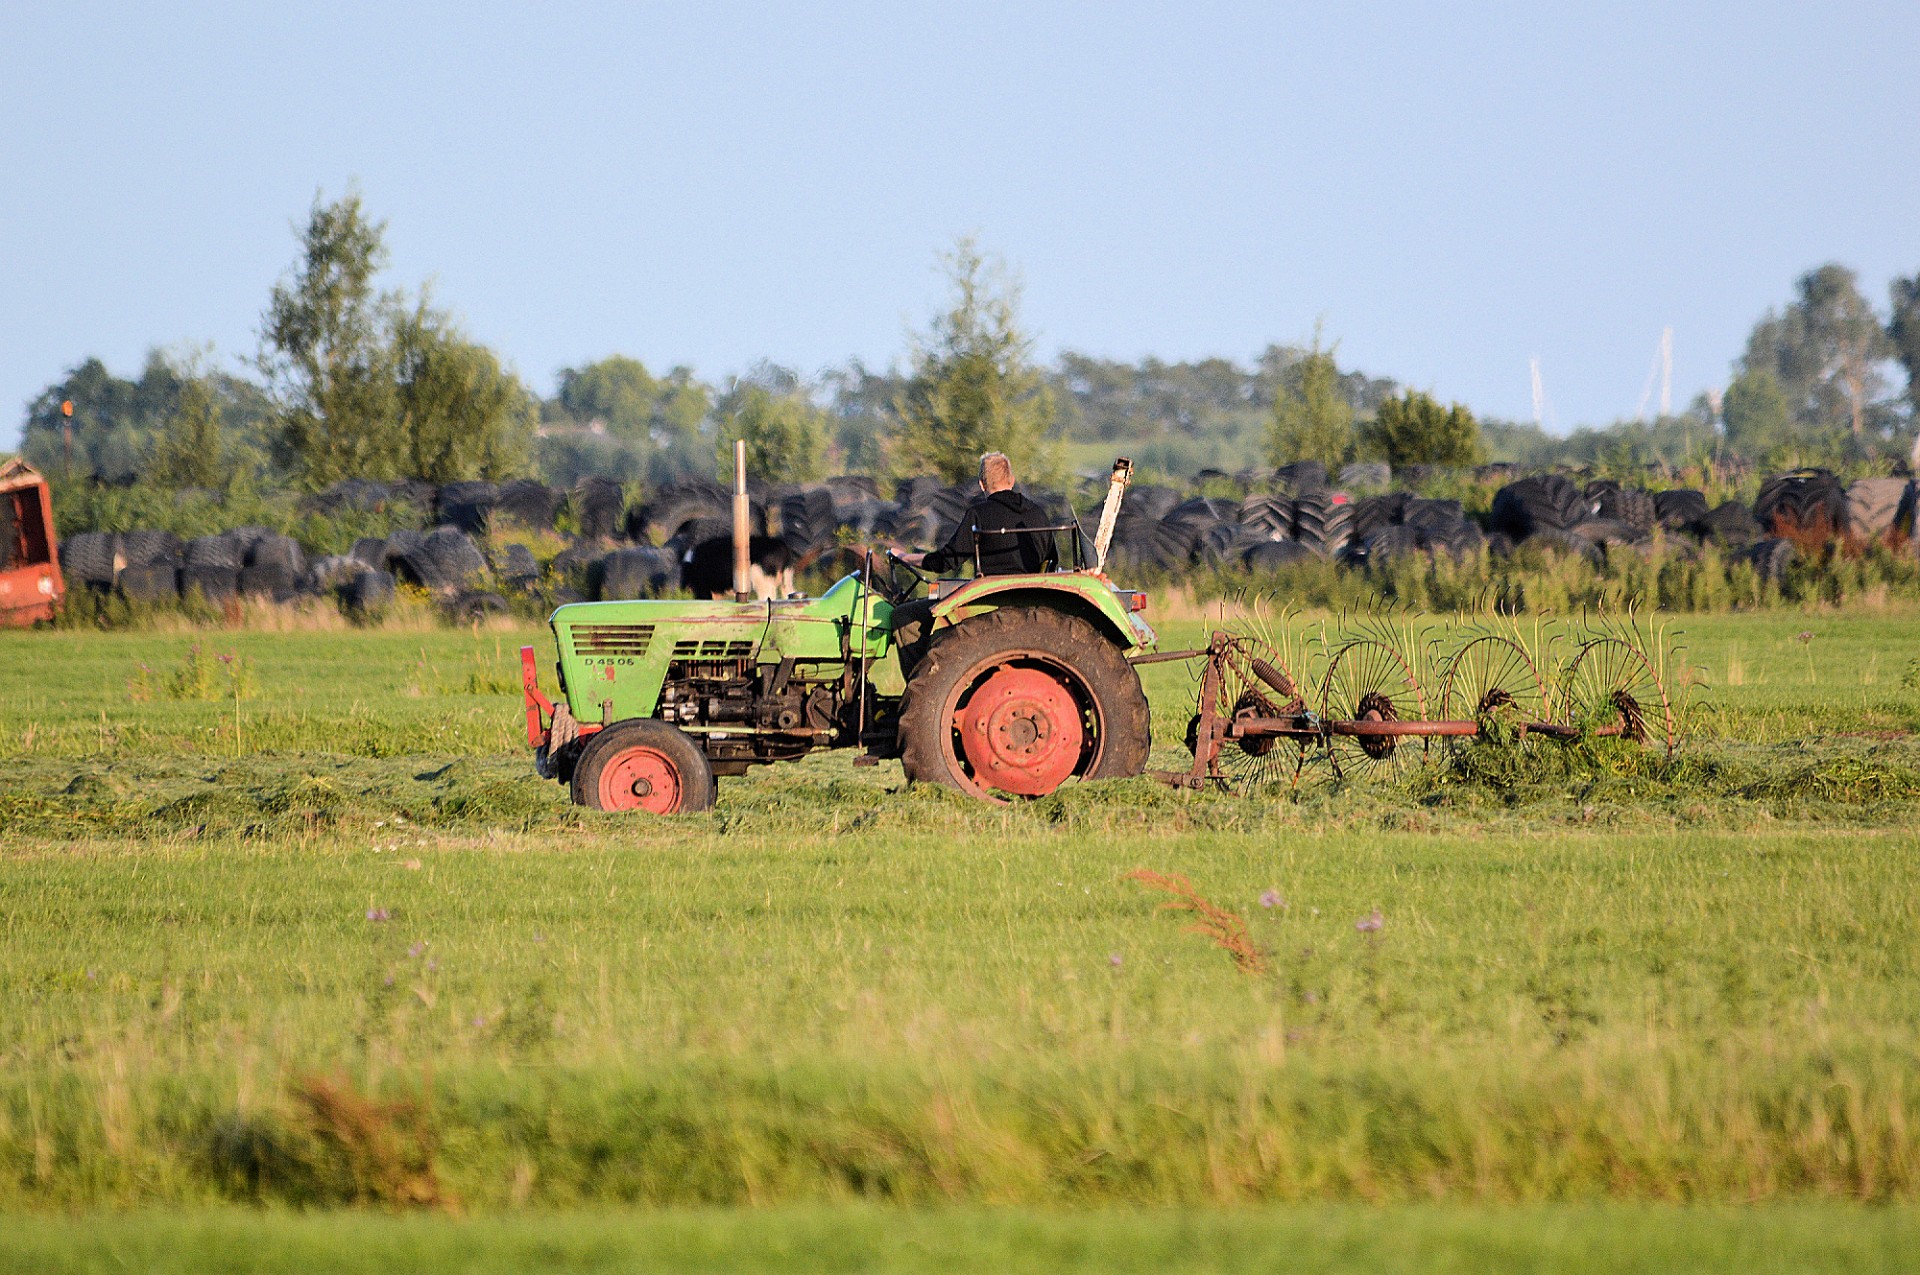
<box><xmin>928</xmin><ymin>577</ymin><xmax>1152</xmax><ymax>651</ymax></box>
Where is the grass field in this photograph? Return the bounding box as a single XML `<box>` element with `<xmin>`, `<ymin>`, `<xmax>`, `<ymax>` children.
<box><xmin>2</xmin><ymin>606</ymin><xmax>1918</xmax><ymax>1268</ymax></box>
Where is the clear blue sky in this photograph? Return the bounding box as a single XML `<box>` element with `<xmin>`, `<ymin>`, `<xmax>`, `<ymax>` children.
<box><xmin>3</xmin><ymin>1</ymin><xmax>1916</xmax><ymax>449</ymax></box>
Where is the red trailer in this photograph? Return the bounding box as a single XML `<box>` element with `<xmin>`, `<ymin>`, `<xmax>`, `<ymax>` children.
<box><xmin>0</xmin><ymin>459</ymin><xmax>63</xmax><ymax>626</ymax></box>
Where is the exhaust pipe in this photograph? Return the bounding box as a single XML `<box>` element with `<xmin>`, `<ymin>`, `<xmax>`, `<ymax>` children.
<box><xmin>1092</xmin><ymin>456</ymin><xmax>1133</xmax><ymax>574</ymax></box>
<box><xmin>732</xmin><ymin>439</ymin><xmax>751</xmax><ymax>602</ymax></box>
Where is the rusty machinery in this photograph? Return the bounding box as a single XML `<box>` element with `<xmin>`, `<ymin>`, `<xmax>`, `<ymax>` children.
<box><xmin>1147</xmin><ymin>615</ymin><xmax>1679</xmax><ymax>793</ymax></box>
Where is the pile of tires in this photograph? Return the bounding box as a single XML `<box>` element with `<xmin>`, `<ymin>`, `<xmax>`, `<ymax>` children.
<box><xmin>1754</xmin><ymin>469</ymin><xmax>1847</xmax><ymax>538</ymax></box>
<box><xmin>118</xmin><ymin>530</ymin><xmax>183</xmax><ymax>602</ymax></box>
<box><xmin>629</xmin><ymin>479</ymin><xmax>766</xmax><ymax>545</ymax></box>
<box><xmin>595</xmin><ymin>545</ymin><xmax>681</xmax><ymax>599</ymax></box>
<box><xmin>385</xmin><ymin>527</ymin><xmax>486</xmax><ymax>592</ymax></box>
<box><xmin>569</xmin><ymin>477</ymin><xmax>627</xmax><ymax>540</ymax></box>
<box><xmin>492</xmin><ymin>478</ymin><xmax>562</xmax><ymax>530</ymax></box>
<box><xmin>1489</xmin><ymin>475</ymin><xmax>1595</xmax><ymax>540</ymax></box>
<box><xmin>435</xmin><ymin>481</ymin><xmax>499</xmax><ymax>535</ymax></box>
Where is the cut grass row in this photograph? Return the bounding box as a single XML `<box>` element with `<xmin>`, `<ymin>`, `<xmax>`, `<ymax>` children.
<box><xmin>2</xmin><ymin>611</ymin><xmax>1917</xmax><ymax>762</ymax></box>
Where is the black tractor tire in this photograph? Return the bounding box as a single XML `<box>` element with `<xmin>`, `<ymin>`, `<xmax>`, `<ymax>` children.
<box><xmin>118</xmin><ymin>562</ymin><xmax>180</xmax><ymax>602</ymax></box>
<box><xmin>1591</xmin><ymin>485</ymin><xmax>1657</xmax><ymax>532</ymax></box>
<box><xmin>898</xmin><ymin>606</ymin><xmax>1150</xmax><ymax>803</ymax></box>
<box><xmin>1274</xmin><ymin>460</ymin><xmax>1328</xmax><ymax>492</ymax></box>
<box><xmin>1738</xmin><ymin>537</ymin><xmax>1797</xmax><ymax>586</ymax></box>
<box><xmin>1846</xmin><ymin>478</ymin><xmax>1908</xmax><ymax>542</ymax></box>
<box><xmin>120</xmin><ymin>529</ymin><xmax>183</xmax><ymax>569</ymax></box>
<box><xmin>184</xmin><ymin>534</ymin><xmax>244</xmax><ymax>571</ymax></box>
<box><xmin>1339</xmin><ymin>461</ymin><xmax>1391</xmax><ymax>489</ymax></box>
<box><xmin>341</xmin><ymin>569</ymin><xmax>396</xmax><ymax>615</ymax></box>
<box><xmin>779</xmin><ymin>487</ymin><xmax>838</xmax><ymax>555</ymax></box>
<box><xmin>1702</xmin><ymin>501</ymin><xmax>1763</xmax><ymax>548</ymax></box>
<box><xmin>496</xmin><ymin>542</ymin><xmax>541</xmax><ymax>589</ymax></box>
<box><xmin>571</xmin><ymin>719</ymin><xmax>717</xmax><ymax>814</ymax></box>
<box><xmin>238</xmin><ymin>562</ymin><xmax>296</xmax><ymax>600</ymax></box>
<box><xmin>1237</xmin><ymin>493</ymin><xmax>1296</xmax><ymax>538</ymax></box>
<box><xmin>1243</xmin><ymin>539</ymin><xmax>1321</xmax><ymax>571</ymax></box>
<box><xmin>436</xmin><ymin>480</ymin><xmax>500</xmax><ymax>534</ymax></box>
<box><xmin>1490</xmin><ymin>475</ymin><xmax>1589</xmax><ymax>539</ymax></box>
<box><xmin>60</xmin><ymin>532</ymin><xmax>120</xmax><ymax>586</ymax></box>
<box><xmin>246</xmin><ymin>533</ymin><xmax>306</xmax><ymax>578</ymax></box>
<box><xmin>1653</xmin><ymin>489</ymin><xmax>1710</xmax><ymax>536</ymax></box>
<box><xmin>570</xmin><ymin>477</ymin><xmax>628</xmax><ymax>541</ymax></box>
<box><xmin>494</xmin><ymin>478</ymin><xmax>560</xmax><ymax>530</ymax></box>
<box><xmin>1755</xmin><ymin>469</ymin><xmax>1846</xmax><ymax>538</ymax></box>
<box><xmin>182</xmin><ymin>563</ymin><xmax>241</xmax><ymax>603</ymax></box>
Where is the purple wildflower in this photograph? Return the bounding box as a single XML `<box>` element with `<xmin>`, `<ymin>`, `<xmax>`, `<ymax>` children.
<box><xmin>1259</xmin><ymin>889</ymin><xmax>1285</xmax><ymax>910</ymax></box>
<box><xmin>366</xmin><ymin>907</ymin><xmax>390</xmax><ymax>923</ymax></box>
<box><xmin>407</xmin><ymin>942</ymin><xmax>425</xmax><ymax>958</ymax></box>
<box><xmin>1355</xmin><ymin>908</ymin><xmax>1384</xmax><ymax>934</ymax></box>
<box><xmin>383</xmin><ymin>974</ymin><xmax>395</xmax><ymax>987</ymax></box>
<box><xmin>1108</xmin><ymin>952</ymin><xmax>1123</xmax><ymax>968</ymax></box>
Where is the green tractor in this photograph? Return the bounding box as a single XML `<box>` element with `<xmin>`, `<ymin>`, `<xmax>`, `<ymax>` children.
<box><xmin>520</xmin><ymin>461</ymin><xmax>1157</xmax><ymax>812</ymax></box>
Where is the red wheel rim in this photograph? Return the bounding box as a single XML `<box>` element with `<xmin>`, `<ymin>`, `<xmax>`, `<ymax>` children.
<box><xmin>955</xmin><ymin>665</ymin><xmax>1085</xmax><ymax>796</ymax></box>
<box><xmin>596</xmin><ymin>746</ymin><xmax>683</xmax><ymax>813</ymax></box>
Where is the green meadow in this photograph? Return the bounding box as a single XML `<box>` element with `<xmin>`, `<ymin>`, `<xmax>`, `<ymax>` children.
<box><xmin>2</xmin><ymin>608</ymin><xmax>1918</xmax><ymax>1269</ymax></box>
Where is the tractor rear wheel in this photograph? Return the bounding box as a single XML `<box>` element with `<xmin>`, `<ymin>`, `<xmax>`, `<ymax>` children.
<box><xmin>898</xmin><ymin>606</ymin><xmax>1150</xmax><ymax>803</ymax></box>
<box><xmin>571</xmin><ymin>719</ymin><xmax>717</xmax><ymax>814</ymax></box>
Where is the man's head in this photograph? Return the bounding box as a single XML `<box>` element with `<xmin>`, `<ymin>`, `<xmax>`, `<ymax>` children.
<box><xmin>978</xmin><ymin>452</ymin><xmax>1014</xmax><ymax>493</ymax></box>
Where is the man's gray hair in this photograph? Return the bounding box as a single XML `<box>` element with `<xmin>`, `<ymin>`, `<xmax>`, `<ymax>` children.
<box><xmin>979</xmin><ymin>452</ymin><xmax>1014</xmax><ymax>490</ymax></box>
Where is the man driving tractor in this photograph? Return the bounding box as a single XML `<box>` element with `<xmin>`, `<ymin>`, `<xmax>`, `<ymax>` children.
<box><xmin>892</xmin><ymin>452</ymin><xmax>1058</xmax><ymax>675</ymax></box>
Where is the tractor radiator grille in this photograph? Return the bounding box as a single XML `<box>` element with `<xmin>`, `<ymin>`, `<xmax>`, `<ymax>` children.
<box><xmin>569</xmin><ymin>624</ymin><xmax>656</xmax><ymax>657</ymax></box>
<box><xmin>670</xmin><ymin>639</ymin><xmax>754</xmax><ymax>661</ymax></box>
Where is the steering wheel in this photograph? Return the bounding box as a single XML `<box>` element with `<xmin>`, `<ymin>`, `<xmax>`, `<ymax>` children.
<box><xmin>879</xmin><ymin>550</ymin><xmax>933</xmax><ymax>602</ymax></box>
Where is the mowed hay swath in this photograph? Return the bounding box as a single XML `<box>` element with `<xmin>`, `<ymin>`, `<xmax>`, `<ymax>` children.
<box><xmin>0</xmin><ymin>615</ymin><xmax>1918</xmax><ymax>1208</ymax></box>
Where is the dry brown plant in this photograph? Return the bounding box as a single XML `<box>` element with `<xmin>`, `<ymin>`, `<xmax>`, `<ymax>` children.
<box><xmin>1123</xmin><ymin>868</ymin><xmax>1269</xmax><ymax>975</ymax></box>
<box><xmin>292</xmin><ymin>1074</ymin><xmax>455</xmax><ymax>1210</ymax></box>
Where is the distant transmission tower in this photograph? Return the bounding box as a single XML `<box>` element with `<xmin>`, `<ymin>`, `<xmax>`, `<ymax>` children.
<box><xmin>1635</xmin><ymin>326</ymin><xmax>1674</xmax><ymax>421</ymax></box>
<box><xmin>1660</xmin><ymin>326</ymin><xmax>1673</xmax><ymax>417</ymax></box>
<box><xmin>1529</xmin><ymin>356</ymin><xmax>1553</xmax><ymax>430</ymax></box>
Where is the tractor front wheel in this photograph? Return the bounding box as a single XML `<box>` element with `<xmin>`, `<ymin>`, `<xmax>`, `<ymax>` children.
<box><xmin>898</xmin><ymin>606</ymin><xmax>1150</xmax><ymax>803</ymax></box>
<box><xmin>571</xmin><ymin>719</ymin><xmax>717</xmax><ymax>814</ymax></box>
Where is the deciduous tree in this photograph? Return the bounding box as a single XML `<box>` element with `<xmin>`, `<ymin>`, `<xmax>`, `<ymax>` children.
<box><xmin>1360</xmin><ymin>389</ymin><xmax>1481</xmax><ymax>467</ymax></box>
<box><xmin>394</xmin><ymin>302</ymin><xmax>537</xmax><ymax>481</ymax></box>
<box><xmin>1721</xmin><ymin>366</ymin><xmax>1793</xmax><ymax>457</ymax></box>
<box><xmin>1265</xmin><ymin>337</ymin><xmax>1352</xmax><ymax>470</ymax></box>
<box><xmin>714</xmin><ymin>382</ymin><xmax>829</xmax><ymax>482</ymax></box>
<box><xmin>259</xmin><ymin>188</ymin><xmax>405</xmax><ymax>486</ymax></box>
<box><xmin>150</xmin><ymin>375</ymin><xmax>228</xmax><ymax>490</ymax></box>
<box><xmin>893</xmin><ymin>239</ymin><xmax>1060</xmax><ymax>485</ymax></box>
<box><xmin>1740</xmin><ymin>264</ymin><xmax>1895</xmax><ymax>443</ymax></box>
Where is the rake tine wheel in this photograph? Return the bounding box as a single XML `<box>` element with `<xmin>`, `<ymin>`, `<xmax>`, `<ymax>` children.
<box><xmin>1189</xmin><ymin>634</ymin><xmax>1307</xmax><ymax>794</ymax></box>
<box><xmin>1563</xmin><ymin>636</ymin><xmax>1676</xmax><ymax>758</ymax></box>
<box><xmin>1438</xmin><ymin>634</ymin><xmax>1549</xmax><ymax>755</ymax></box>
<box><xmin>1318</xmin><ymin>636</ymin><xmax>1429</xmax><ymax>782</ymax></box>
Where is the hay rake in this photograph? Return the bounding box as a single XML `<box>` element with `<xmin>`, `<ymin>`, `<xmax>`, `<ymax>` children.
<box><xmin>1150</xmin><ymin>612</ymin><xmax>1679</xmax><ymax>794</ymax></box>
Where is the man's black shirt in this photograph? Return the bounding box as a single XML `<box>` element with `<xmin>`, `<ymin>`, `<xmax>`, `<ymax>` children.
<box><xmin>922</xmin><ymin>489</ymin><xmax>1058</xmax><ymax>575</ymax></box>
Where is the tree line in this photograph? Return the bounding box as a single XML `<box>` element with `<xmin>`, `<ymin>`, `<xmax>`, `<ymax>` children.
<box><xmin>18</xmin><ymin>190</ymin><xmax>1920</xmax><ymax>497</ymax></box>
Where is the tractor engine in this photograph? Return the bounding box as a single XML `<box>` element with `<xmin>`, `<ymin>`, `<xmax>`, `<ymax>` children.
<box><xmin>656</xmin><ymin>655</ymin><xmax>852</xmax><ymax>773</ymax></box>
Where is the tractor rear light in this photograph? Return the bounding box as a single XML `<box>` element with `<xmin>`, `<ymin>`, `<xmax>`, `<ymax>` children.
<box><xmin>1128</xmin><ymin>591</ymin><xmax>1148</xmax><ymax>612</ymax></box>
